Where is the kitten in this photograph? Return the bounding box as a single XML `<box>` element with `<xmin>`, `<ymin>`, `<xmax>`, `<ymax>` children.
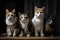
<box><xmin>32</xmin><ymin>6</ymin><xmax>45</xmax><ymax>36</ymax></box>
<box><xmin>45</xmin><ymin>15</ymin><xmax>54</xmax><ymax>36</ymax></box>
<box><xmin>5</xmin><ymin>9</ymin><xmax>19</xmax><ymax>37</ymax></box>
<box><xmin>18</xmin><ymin>12</ymin><xmax>31</xmax><ymax>36</ymax></box>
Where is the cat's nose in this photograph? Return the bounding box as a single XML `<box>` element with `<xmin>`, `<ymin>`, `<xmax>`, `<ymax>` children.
<box><xmin>23</xmin><ymin>18</ymin><xmax>26</xmax><ymax>21</ymax></box>
<box><xmin>40</xmin><ymin>13</ymin><xmax>43</xmax><ymax>15</ymax></box>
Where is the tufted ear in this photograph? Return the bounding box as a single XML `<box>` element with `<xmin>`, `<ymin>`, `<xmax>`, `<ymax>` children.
<box><xmin>42</xmin><ymin>7</ymin><xmax>45</xmax><ymax>10</ymax></box>
<box><xmin>34</xmin><ymin>6</ymin><xmax>38</xmax><ymax>10</ymax></box>
<box><xmin>18</xmin><ymin>12</ymin><xmax>21</xmax><ymax>15</ymax></box>
<box><xmin>6</xmin><ymin>9</ymin><xmax>9</xmax><ymax>13</ymax></box>
<box><xmin>12</xmin><ymin>9</ymin><xmax>15</xmax><ymax>13</ymax></box>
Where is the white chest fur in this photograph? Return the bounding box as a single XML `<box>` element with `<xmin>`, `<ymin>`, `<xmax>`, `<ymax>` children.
<box><xmin>32</xmin><ymin>16</ymin><xmax>43</xmax><ymax>25</ymax></box>
<box><xmin>6</xmin><ymin>17</ymin><xmax>17</xmax><ymax>25</ymax></box>
<box><xmin>6</xmin><ymin>19</ymin><xmax>14</xmax><ymax>25</ymax></box>
<box><xmin>32</xmin><ymin>16</ymin><xmax>44</xmax><ymax>36</ymax></box>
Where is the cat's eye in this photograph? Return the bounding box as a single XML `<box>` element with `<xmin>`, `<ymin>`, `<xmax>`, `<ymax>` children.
<box><xmin>24</xmin><ymin>17</ymin><xmax>27</xmax><ymax>18</ymax></box>
<box><xmin>40</xmin><ymin>12</ymin><xmax>43</xmax><ymax>13</ymax></box>
<box><xmin>37</xmin><ymin>12</ymin><xmax>39</xmax><ymax>13</ymax></box>
<box><xmin>24</xmin><ymin>17</ymin><xmax>28</xmax><ymax>20</ymax></box>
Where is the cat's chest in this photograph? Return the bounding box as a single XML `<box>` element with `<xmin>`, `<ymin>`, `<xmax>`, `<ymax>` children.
<box><xmin>6</xmin><ymin>19</ymin><xmax>14</xmax><ymax>25</ymax></box>
<box><xmin>32</xmin><ymin>17</ymin><xmax>43</xmax><ymax>25</ymax></box>
<box><xmin>6</xmin><ymin>17</ymin><xmax>17</xmax><ymax>25</ymax></box>
<box><xmin>34</xmin><ymin>18</ymin><xmax>40</xmax><ymax>22</ymax></box>
<box><xmin>20</xmin><ymin>21</ymin><xmax>28</xmax><ymax>29</ymax></box>
<box><xmin>32</xmin><ymin>17</ymin><xmax>41</xmax><ymax>23</ymax></box>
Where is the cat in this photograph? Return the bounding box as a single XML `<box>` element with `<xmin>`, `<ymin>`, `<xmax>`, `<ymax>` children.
<box><xmin>5</xmin><ymin>9</ymin><xmax>19</xmax><ymax>37</ymax></box>
<box><xmin>32</xmin><ymin>6</ymin><xmax>45</xmax><ymax>36</ymax></box>
<box><xmin>45</xmin><ymin>15</ymin><xmax>55</xmax><ymax>36</ymax></box>
<box><xmin>18</xmin><ymin>12</ymin><xmax>34</xmax><ymax>36</ymax></box>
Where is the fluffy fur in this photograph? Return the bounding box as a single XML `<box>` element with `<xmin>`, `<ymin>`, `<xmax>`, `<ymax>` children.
<box><xmin>5</xmin><ymin>9</ymin><xmax>19</xmax><ymax>37</ymax></box>
<box><xmin>45</xmin><ymin>15</ymin><xmax>55</xmax><ymax>36</ymax></box>
<box><xmin>32</xmin><ymin>6</ymin><xmax>45</xmax><ymax>36</ymax></box>
<box><xmin>18</xmin><ymin>13</ymin><xmax>30</xmax><ymax>36</ymax></box>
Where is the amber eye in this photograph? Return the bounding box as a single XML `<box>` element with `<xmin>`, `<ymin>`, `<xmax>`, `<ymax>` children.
<box><xmin>24</xmin><ymin>17</ymin><xmax>28</xmax><ymax>20</ymax></box>
<box><xmin>37</xmin><ymin>12</ymin><xmax>39</xmax><ymax>13</ymax></box>
<box><xmin>40</xmin><ymin>12</ymin><xmax>43</xmax><ymax>13</ymax></box>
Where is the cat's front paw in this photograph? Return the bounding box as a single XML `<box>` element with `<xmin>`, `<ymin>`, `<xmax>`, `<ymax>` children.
<box><xmin>35</xmin><ymin>34</ymin><xmax>39</xmax><ymax>37</ymax></box>
<box><xmin>27</xmin><ymin>34</ymin><xmax>30</xmax><ymax>37</ymax></box>
<box><xmin>8</xmin><ymin>33</ymin><xmax>11</xmax><ymax>36</ymax></box>
<box><xmin>41</xmin><ymin>34</ymin><xmax>44</xmax><ymax>37</ymax></box>
<box><xmin>19</xmin><ymin>34</ymin><xmax>23</xmax><ymax>37</ymax></box>
<box><xmin>13</xmin><ymin>34</ymin><xmax>16</xmax><ymax>37</ymax></box>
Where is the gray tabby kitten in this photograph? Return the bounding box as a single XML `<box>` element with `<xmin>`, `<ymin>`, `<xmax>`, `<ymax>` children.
<box><xmin>6</xmin><ymin>9</ymin><xmax>19</xmax><ymax>37</ymax></box>
<box><xmin>18</xmin><ymin>12</ymin><xmax>31</xmax><ymax>36</ymax></box>
<box><xmin>32</xmin><ymin>6</ymin><xmax>45</xmax><ymax>36</ymax></box>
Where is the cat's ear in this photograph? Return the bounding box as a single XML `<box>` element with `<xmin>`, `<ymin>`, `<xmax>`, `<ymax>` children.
<box><xmin>12</xmin><ymin>9</ymin><xmax>15</xmax><ymax>13</ymax></box>
<box><xmin>18</xmin><ymin>12</ymin><xmax>21</xmax><ymax>15</ymax></box>
<box><xmin>42</xmin><ymin>7</ymin><xmax>45</xmax><ymax>10</ymax></box>
<box><xmin>34</xmin><ymin>6</ymin><xmax>37</xmax><ymax>10</ymax></box>
<box><xmin>6</xmin><ymin>9</ymin><xmax>9</xmax><ymax>13</ymax></box>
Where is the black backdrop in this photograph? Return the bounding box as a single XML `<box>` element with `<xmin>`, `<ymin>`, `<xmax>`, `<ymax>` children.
<box><xmin>0</xmin><ymin>0</ymin><xmax>59</xmax><ymax>36</ymax></box>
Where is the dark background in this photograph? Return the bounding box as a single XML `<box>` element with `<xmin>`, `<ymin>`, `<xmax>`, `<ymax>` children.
<box><xmin>0</xmin><ymin>0</ymin><xmax>59</xmax><ymax>36</ymax></box>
